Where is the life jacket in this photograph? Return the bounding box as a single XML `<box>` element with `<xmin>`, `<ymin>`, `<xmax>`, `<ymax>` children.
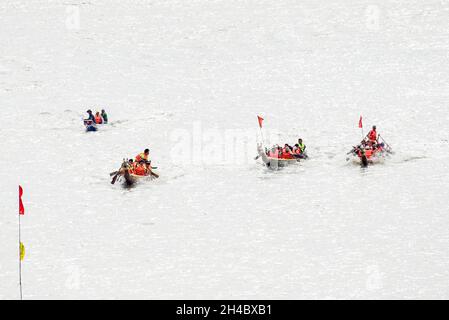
<box><xmin>294</xmin><ymin>148</ymin><xmax>301</xmax><ymax>155</ymax></box>
<box><xmin>95</xmin><ymin>116</ymin><xmax>103</xmax><ymax>124</ymax></box>
<box><xmin>134</xmin><ymin>165</ymin><xmax>146</xmax><ymax>176</ymax></box>
<box><xmin>281</xmin><ymin>152</ymin><xmax>294</xmax><ymax>160</ymax></box>
<box><xmin>135</xmin><ymin>153</ymin><xmax>149</xmax><ymax>162</ymax></box>
<box><xmin>281</xmin><ymin>146</ymin><xmax>294</xmax><ymax>159</ymax></box>
<box><xmin>368</xmin><ymin>130</ymin><xmax>377</xmax><ymax>141</ymax></box>
<box><xmin>298</xmin><ymin>143</ymin><xmax>306</xmax><ymax>152</ymax></box>
<box><xmin>365</xmin><ymin>149</ymin><xmax>373</xmax><ymax>158</ymax></box>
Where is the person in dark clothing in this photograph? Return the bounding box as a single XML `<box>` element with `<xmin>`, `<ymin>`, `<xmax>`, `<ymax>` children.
<box><xmin>86</xmin><ymin>109</ymin><xmax>95</xmax><ymax>122</ymax></box>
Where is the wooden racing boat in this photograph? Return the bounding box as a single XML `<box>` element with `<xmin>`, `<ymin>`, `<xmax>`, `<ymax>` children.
<box><xmin>111</xmin><ymin>160</ymin><xmax>159</xmax><ymax>186</ymax></box>
<box><xmin>347</xmin><ymin>138</ymin><xmax>393</xmax><ymax>167</ymax></box>
<box><xmin>122</xmin><ymin>167</ymin><xmax>157</xmax><ymax>186</ymax></box>
<box><xmin>257</xmin><ymin>144</ymin><xmax>303</xmax><ymax>169</ymax></box>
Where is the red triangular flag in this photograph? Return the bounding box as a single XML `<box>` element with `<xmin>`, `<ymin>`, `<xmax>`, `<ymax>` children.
<box><xmin>359</xmin><ymin>116</ymin><xmax>363</xmax><ymax>129</ymax></box>
<box><xmin>257</xmin><ymin>116</ymin><xmax>264</xmax><ymax>128</ymax></box>
<box><xmin>19</xmin><ymin>185</ymin><xmax>24</xmax><ymax>215</ymax></box>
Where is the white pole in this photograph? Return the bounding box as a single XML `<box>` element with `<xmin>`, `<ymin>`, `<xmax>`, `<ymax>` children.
<box><xmin>259</xmin><ymin>127</ymin><xmax>266</xmax><ymax>147</ymax></box>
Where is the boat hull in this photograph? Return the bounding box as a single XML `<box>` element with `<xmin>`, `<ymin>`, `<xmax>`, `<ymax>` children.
<box><xmin>85</xmin><ymin>125</ymin><xmax>98</xmax><ymax>132</ymax></box>
<box><xmin>257</xmin><ymin>145</ymin><xmax>301</xmax><ymax>169</ymax></box>
<box><xmin>122</xmin><ymin>169</ymin><xmax>155</xmax><ymax>186</ymax></box>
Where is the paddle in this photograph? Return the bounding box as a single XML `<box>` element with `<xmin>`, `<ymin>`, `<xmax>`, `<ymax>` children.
<box><xmin>346</xmin><ymin>146</ymin><xmax>360</xmax><ymax>161</ymax></box>
<box><xmin>147</xmin><ymin>163</ymin><xmax>160</xmax><ymax>178</ymax></box>
<box><xmin>347</xmin><ymin>147</ymin><xmax>357</xmax><ymax>155</ymax></box>
<box><xmin>111</xmin><ymin>160</ymin><xmax>127</xmax><ymax>185</ymax></box>
<box><xmin>378</xmin><ymin>134</ymin><xmax>393</xmax><ymax>152</ymax></box>
<box><xmin>111</xmin><ymin>171</ymin><xmax>121</xmax><ymax>185</ymax></box>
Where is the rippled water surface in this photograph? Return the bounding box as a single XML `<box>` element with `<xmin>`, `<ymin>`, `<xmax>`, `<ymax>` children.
<box><xmin>1</xmin><ymin>0</ymin><xmax>449</xmax><ymax>299</ymax></box>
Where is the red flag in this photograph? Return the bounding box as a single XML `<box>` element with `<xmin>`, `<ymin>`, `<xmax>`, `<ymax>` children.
<box><xmin>257</xmin><ymin>116</ymin><xmax>264</xmax><ymax>128</ymax></box>
<box><xmin>19</xmin><ymin>185</ymin><xmax>24</xmax><ymax>215</ymax></box>
<box><xmin>359</xmin><ymin>116</ymin><xmax>363</xmax><ymax>129</ymax></box>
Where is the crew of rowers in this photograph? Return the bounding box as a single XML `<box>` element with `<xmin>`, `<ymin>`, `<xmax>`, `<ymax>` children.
<box><xmin>125</xmin><ymin>149</ymin><xmax>159</xmax><ymax>178</ymax></box>
<box><xmin>266</xmin><ymin>138</ymin><xmax>308</xmax><ymax>159</ymax></box>
<box><xmin>85</xmin><ymin>109</ymin><xmax>108</xmax><ymax>125</ymax></box>
<box><xmin>354</xmin><ymin>126</ymin><xmax>386</xmax><ymax>157</ymax></box>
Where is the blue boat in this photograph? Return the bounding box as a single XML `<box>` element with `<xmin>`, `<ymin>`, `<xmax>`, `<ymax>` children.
<box><xmin>84</xmin><ymin>120</ymin><xmax>98</xmax><ymax>132</ymax></box>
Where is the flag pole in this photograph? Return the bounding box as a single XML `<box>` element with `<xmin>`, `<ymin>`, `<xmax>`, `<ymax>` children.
<box><xmin>259</xmin><ymin>127</ymin><xmax>265</xmax><ymax>147</ymax></box>
<box><xmin>18</xmin><ymin>185</ymin><xmax>24</xmax><ymax>301</ymax></box>
<box><xmin>18</xmin><ymin>205</ymin><xmax>23</xmax><ymax>300</ymax></box>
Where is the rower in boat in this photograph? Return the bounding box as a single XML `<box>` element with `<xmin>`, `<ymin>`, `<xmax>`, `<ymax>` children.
<box><xmin>144</xmin><ymin>160</ymin><xmax>159</xmax><ymax>178</ymax></box>
<box><xmin>101</xmin><ymin>109</ymin><xmax>108</xmax><ymax>124</ymax></box>
<box><xmin>349</xmin><ymin>139</ymin><xmax>390</xmax><ymax>167</ymax></box>
<box><xmin>368</xmin><ymin>126</ymin><xmax>378</xmax><ymax>142</ymax></box>
<box><xmin>134</xmin><ymin>160</ymin><xmax>147</xmax><ymax>176</ymax></box>
<box><xmin>84</xmin><ymin>109</ymin><xmax>98</xmax><ymax>132</ymax></box>
<box><xmin>132</xmin><ymin>160</ymin><xmax>159</xmax><ymax>178</ymax></box>
<box><xmin>298</xmin><ymin>138</ymin><xmax>307</xmax><ymax>153</ymax></box>
<box><xmin>85</xmin><ymin>109</ymin><xmax>95</xmax><ymax>122</ymax></box>
<box><xmin>281</xmin><ymin>144</ymin><xmax>294</xmax><ymax>159</ymax></box>
<box><xmin>94</xmin><ymin>111</ymin><xmax>103</xmax><ymax>124</ymax></box>
<box><xmin>293</xmin><ymin>138</ymin><xmax>308</xmax><ymax>159</ymax></box>
<box><xmin>135</xmin><ymin>149</ymin><xmax>150</xmax><ymax>162</ymax></box>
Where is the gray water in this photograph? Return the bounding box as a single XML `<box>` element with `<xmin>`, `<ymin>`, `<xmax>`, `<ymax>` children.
<box><xmin>1</xmin><ymin>0</ymin><xmax>449</xmax><ymax>299</ymax></box>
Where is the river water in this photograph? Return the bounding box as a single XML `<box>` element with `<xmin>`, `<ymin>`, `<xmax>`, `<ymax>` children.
<box><xmin>1</xmin><ymin>0</ymin><xmax>449</xmax><ymax>299</ymax></box>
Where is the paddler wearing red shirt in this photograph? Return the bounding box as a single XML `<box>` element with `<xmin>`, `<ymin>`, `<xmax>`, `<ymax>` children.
<box><xmin>281</xmin><ymin>144</ymin><xmax>294</xmax><ymax>159</ymax></box>
<box><xmin>368</xmin><ymin>126</ymin><xmax>377</xmax><ymax>142</ymax></box>
<box><xmin>94</xmin><ymin>111</ymin><xmax>103</xmax><ymax>124</ymax></box>
<box><xmin>134</xmin><ymin>160</ymin><xmax>147</xmax><ymax>176</ymax></box>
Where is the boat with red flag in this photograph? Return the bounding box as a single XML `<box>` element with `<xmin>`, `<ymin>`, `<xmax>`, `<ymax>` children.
<box><xmin>255</xmin><ymin>115</ymin><xmax>308</xmax><ymax>169</ymax></box>
<box><xmin>347</xmin><ymin>134</ymin><xmax>393</xmax><ymax>167</ymax></box>
<box><xmin>257</xmin><ymin>143</ymin><xmax>308</xmax><ymax>169</ymax></box>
